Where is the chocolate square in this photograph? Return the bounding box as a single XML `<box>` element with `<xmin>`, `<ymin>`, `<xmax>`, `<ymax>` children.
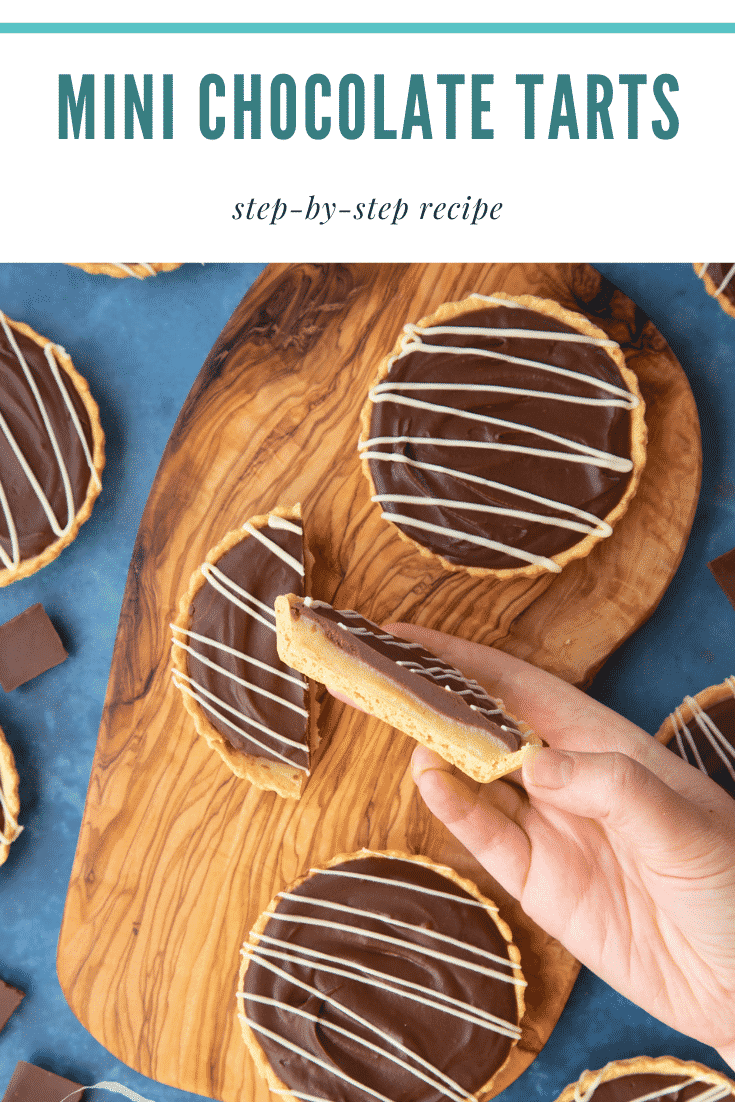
<box><xmin>0</xmin><ymin>978</ymin><xmax>24</xmax><ymax>1033</ymax></box>
<box><xmin>0</xmin><ymin>604</ymin><xmax>67</xmax><ymax>692</ymax></box>
<box><xmin>709</xmin><ymin>546</ymin><xmax>735</xmax><ymax>612</ymax></box>
<box><xmin>1</xmin><ymin>1062</ymin><xmax>84</xmax><ymax>1102</ymax></box>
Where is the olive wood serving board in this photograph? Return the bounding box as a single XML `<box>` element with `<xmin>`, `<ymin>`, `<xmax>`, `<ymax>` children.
<box><xmin>57</xmin><ymin>264</ymin><xmax>701</xmax><ymax>1102</ymax></box>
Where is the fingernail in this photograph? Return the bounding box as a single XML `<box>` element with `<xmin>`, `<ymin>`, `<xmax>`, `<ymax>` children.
<box><xmin>524</xmin><ymin>747</ymin><xmax>574</xmax><ymax>789</ymax></box>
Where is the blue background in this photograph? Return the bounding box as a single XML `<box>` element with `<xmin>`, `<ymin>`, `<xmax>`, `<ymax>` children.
<box><xmin>0</xmin><ymin>262</ymin><xmax>733</xmax><ymax>1102</ymax></box>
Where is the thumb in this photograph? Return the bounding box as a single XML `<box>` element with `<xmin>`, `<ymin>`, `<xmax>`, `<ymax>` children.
<box><xmin>522</xmin><ymin>746</ymin><xmax>716</xmax><ymax>860</ymax></box>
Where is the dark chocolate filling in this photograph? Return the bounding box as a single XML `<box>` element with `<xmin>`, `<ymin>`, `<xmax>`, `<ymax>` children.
<box><xmin>704</xmin><ymin>264</ymin><xmax>735</xmax><ymax>307</ymax></box>
<box><xmin>0</xmin><ymin>321</ymin><xmax>96</xmax><ymax>563</ymax></box>
<box><xmin>667</xmin><ymin>694</ymin><xmax>735</xmax><ymax>801</ymax></box>
<box><xmin>295</xmin><ymin>600</ymin><xmax>522</xmax><ymax>752</ymax></box>
<box><xmin>186</xmin><ymin>521</ymin><xmax>308</xmax><ymax>769</ymax></box>
<box><xmin>580</xmin><ymin>1071</ymin><xmax>729</xmax><ymax>1101</ymax></box>
<box><xmin>366</xmin><ymin>303</ymin><xmax>636</xmax><ymax>569</ymax></box>
<box><xmin>242</xmin><ymin>855</ymin><xmax>521</xmax><ymax>1102</ymax></box>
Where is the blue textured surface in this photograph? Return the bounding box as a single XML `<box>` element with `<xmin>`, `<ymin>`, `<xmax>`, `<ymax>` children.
<box><xmin>0</xmin><ymin>263</ymin><xmax>733</xmax><ymax>1102</ymax></box>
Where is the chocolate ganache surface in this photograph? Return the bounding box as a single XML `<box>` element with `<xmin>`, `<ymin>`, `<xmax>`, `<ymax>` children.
<box><xmin>240</xmin><ymin>854</ymin><xmax>524</xmax><ymax>1102</ymax></box>
<box><xmin>361</xmin><ymin>297</ymin><xmax>639</xmax><ymax>570</ymax></box>
<box><xmin>571</xmin><ymin>1072</ymin><xmax>732</xmax><ymax>1101</ymax></box>
<box><xmin>297</xmin><ymin>599</ymin><xmax>522</xmax><ymax>753</ymax></box>
<box><xmin>666</xmin><ymin>681</ymin><xmax>735</xmax><ymax>801</ymax></box>
<box><xmin>172</xmin><ymin>515</ymin><xmax>309</xmax><ymax>771</ymax></box>
<box><xmin>699</xmin><ymin>264</ymin><xmax>735</xmax><ymax>307</ymax></box>
<box><xmin>0</xmin><ymin>314</ymin><xmax>98</xmax><ymax>568</ymax></box>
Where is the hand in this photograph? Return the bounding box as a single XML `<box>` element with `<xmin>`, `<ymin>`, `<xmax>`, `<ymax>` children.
<box><xmin>383</xmin><ymin>623</ymin><xmax>735</xmax><ymax>1070</ymax></box>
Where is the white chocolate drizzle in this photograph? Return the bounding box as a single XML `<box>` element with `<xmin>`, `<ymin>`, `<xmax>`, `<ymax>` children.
<box><xmin>112</xmin><ymin>263</ymin><xmax>158</xmax><ymax>279</ymax></box>
<box><xmin>240</xmin><ymin>861</ymin><xmax>523</xmax><ymax>1102</ymax></box>
<box><xmin>0</xmin><ymin>311</ymin><xmax>100</xmax><ymax>571</ymax></box>
<box><xmin>669</xmin><ymin>677</ymin><xmax>735</xmax><ymax>785</ymax></box>
<box><xmin>699</xmin><ymin>263</ymin><xmax>735</xmax><ymax>298</ymax></box>
<box><xmin>171</xmin><ymin>515</ymin><xmax>309</xmax><ymax>768</ymax></box>
<box><xmin>361</xmin><ymin>294</ymin><xmax>637</xmax><ymax>571</ymax></box>
<box><xmin>573</xmin><ymin>1065</ymin><xmax>731</xmax><ymax>1102</ymax></box>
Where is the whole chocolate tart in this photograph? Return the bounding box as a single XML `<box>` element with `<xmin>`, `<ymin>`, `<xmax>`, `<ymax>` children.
<box><xmin>238</xmin><ymin>849</ymin><xmax>526</xmax><ymax>1102</ymax></box>
<box><xmin>553</xmin><ymin>1055</ymin><xmax>735</xmax><ymax>1102</ymax></box>
<box><xmin>656</xmin><ymin>676</ymin><xmax>735</xmax><ymax>801</ymax></box>
<box><xmin>171</xmin><ymin>506</ymin><xmax>316</xmax><ymax>799</ymax></box>
<box><xmin>694</xmin><ymin>264</ymin><xmax>735</xmax><ymax>320</ymax></box>
<box><xmin>275</xmin><ymin>594</ymin><xmax>539</xmax><ymax>783</ymax></box>
<box><xmin>0</xmin><ymin>312</ymin><xmax>105</xmax><ymax>585</ymax></box>
<box><xmin>68</xmin><ymin>263</ymin><xmax>182</xmax><ymax>280</ymax></box>
<box><xmin>0</xmin><ymin>723</ymin><xmax>22</xmax><ymax>865</ymax></box>
<box><xmin>359</xmin><ymin>291</ymin><xmax>646</xmax><ymax>578</ymax></box>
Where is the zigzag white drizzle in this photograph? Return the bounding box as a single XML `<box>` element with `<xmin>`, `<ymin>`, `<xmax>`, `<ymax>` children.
<box><xmin>240</xmin><ymin>863</ymin><xmax>523</xmax><ymax>1102</ymax></box>
<box><xmin>573</xmin><ymin>1066</ymin><xmax>731</xmax><ymax>1102</ymax></box>
<box><xmin>0</xmin><ymin>311</ymin><xmax>100</xmax><ymax>571</ymax></box>
<box><xmin>670</xmin><ymin>677</ymin><xmax>735</xmax><ymax>785</ymax></box>
<box><xmin>172</xmin><ymin>515</ymin><xmax>308</xmax><ymax>768</ymax></box>
<box><xmin>699</xmin><ymin>263</ymin><xmax>735</xmax><ymax>298</ymax></box>
<box><xmin>360</xmin><ymin>294</ymin><xmax>637</xmax><ymax>572</ymax></box>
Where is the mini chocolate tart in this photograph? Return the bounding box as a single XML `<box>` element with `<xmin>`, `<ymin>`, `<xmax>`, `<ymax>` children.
<box><xmin>656</xmin><ymin>676</ymin><xmax>735</xmax><ymax>801</ymax></box>
<box><xmin>68</xmin><ymin>263</ymin><xmax>182</xmax><ymax>280</ymax></box>
<box><xmin>553</xmin><ymin>1055</ymin><xmax>735</xmax><ymax>1102</ymax></box>
<box><xmin>238</xmin><ymin>849</ymin><xmax>526</xmax><ymax>1102</ymax></box>
<box><xmin>276</xmin><ymin>594</ymin><xmax>539</xmax><ymax>783</ymax></box>
<box><xmin>0</xmin><ymin>312</ymin><xmax>104</xmax><ymax>586</ymax></box>
<box><xmin>171</xmin><ymin>506</ymin><xmax>317</xmax><ymax>799</ymax></box>
<box><xmin>0</xmin><ymin>724</ymin><xmax>22</xmax><ymax>865</ymax></box>
<box><xmin>694</xmin><ymin>264</ymin><xmax>735</xmax><ymax>320</ymax></box>
<box><xmin>359</xmin><ymin>291</ymin><xmax>646</xmax><ymax>578</ymax></box>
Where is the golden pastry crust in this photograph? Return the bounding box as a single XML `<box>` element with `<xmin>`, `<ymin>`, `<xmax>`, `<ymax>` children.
<box><xmin>68</xmin><ymin>263</ymin><xmax>182</xmax><ymax>280</ymax></box>
<box><xmin>553</xmin><ymin>1054</ymin><xmax>735</xmax><ymax>1102</ymax></box>
<box><xmin>0</xmin><ymin>313</ymin><xmax>105</xmax><ymax>587</ymax></box>
<box><xmin>276</xmin><ymin>593</ymin><xmax>540</xmax><ymax>784</ymax></box>
<box><xmin>694</xmin><ymin>263</ymin><xmax>735</xmax><ymax>321</ymax></box>
<box><xmin>656</xmin><ymin>675</ymin><xmax>735</xmax><ymax>748</ymax></box>
<box><xmin>171</xmin><ymin>505</ymin><xmax>316</xmax><ymax>799</ymax></box>
<box><xmin>238</xmin><ymin>848</ymin><xmax>525</xmax><ymax>1102</ymax></box>
<box><xmin>0</xmin><ymin>724</ymin><xmax>22</xmax><ymax>865</ymax></box>
<box><xmin>359</xmin><ymin>290</ymin><xmax>647</xmax><ymax>579</ymax></box>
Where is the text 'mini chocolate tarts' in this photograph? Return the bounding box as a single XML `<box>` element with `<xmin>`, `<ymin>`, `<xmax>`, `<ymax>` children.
<box><xmin>359</xmin><ymin>291</ymin><xmax>646</xmax><ymax>579</ymax></box>
<box><xmin>694</xmin><ymin>264</ymin><xmax>735</xmax><ymax>320</ymax></box>
<box><xmin>171</xmin><ymin>506</ymin><xmax>317</xmax><ymax>799</ymax></box>
<box><xmin>0</xmin><ymin>723</ymin><xmax>23</xmax><ymax>865</ymax></box>
<box><xmin>656</xmin><ymin>675</ymin><xmax>735</xmax><ymax>801</ymax></box>
<box><xmin>553</xmin><ymin>1055</ymin><xmax>735</xmax><ymax>1102</ymax></box>
<box><xmin>276</xmin><ymin>594</ymin><xmax>539</xmax><ymax>783</ymax></box>
<box><xmin>0</xmin><ymin>312</ymin><xmax>105</xmax><ymax>586</ymax></box>
<box><xmin>238</xmin><ymin>849</ymin><xmax>526</xmax><ymax>1102</ymax></box>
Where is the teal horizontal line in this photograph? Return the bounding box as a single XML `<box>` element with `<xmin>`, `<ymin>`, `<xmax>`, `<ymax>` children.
<box><xmin>0</xmin><ymin>21</ymin><xmax>734</xmax><ymax>32</ymax></box>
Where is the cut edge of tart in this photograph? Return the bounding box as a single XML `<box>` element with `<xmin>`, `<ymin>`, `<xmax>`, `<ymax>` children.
<box><xmin>275</xmin><ymin>593</ymin><xmax>540</xmax><ymax>784</ymax></box>
<box><xmin>358</xmin><ymin>290</ymin><xmax>647</xmax><ymax>580</ymax></box>
<box><xmin>237</xmin><ymin>848</ymin><xmax>526</xmax><ymax>1102</ymax></box>
<box><xmin>0</xmin><ymin>312</ymin><xmax>105</xmax><ymax>587</ymax></box>
<box><xmin>171</xmin><ymin>504</ymin><xmax>317</xmax><ymax>799</ymax></box>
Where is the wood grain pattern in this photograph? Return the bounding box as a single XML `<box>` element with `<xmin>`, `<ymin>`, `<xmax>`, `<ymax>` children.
<box><xmin>57</xmin><ymin>264</ymin><xmax>701</xmax><ymax>1102</ymax></box>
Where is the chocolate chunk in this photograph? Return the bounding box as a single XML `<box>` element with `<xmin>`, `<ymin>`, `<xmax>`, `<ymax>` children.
<box><xmin>709</xmin><ymin>546</ymin><xmax>735</xmax><ymax>611</ymax></box>
<box><xmin>0</xmin><ymin>604</ymin><xmax>67</xmax><ymax>691</ymax></box>
<box><xmin>0</xmin><ymin>977</ymin><xmax>24</xmax><ymax>1033</ymax></box>
<box><xmin>1</xmin><ymin>1062</ymin><xmax>84</xmax><ymax>1102</ymax></box>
